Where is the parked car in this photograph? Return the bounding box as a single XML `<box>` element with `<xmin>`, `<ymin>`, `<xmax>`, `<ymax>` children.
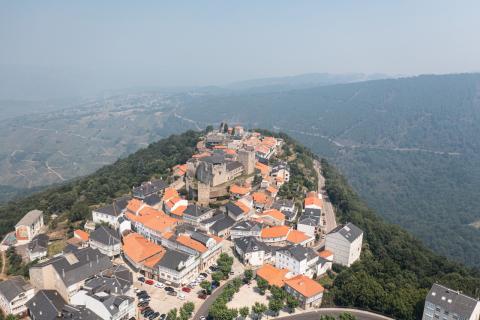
<box><xmin>142</xmin><ymin>307</ymin><xmax>152</xmax><ymax>315</ymax></box>
<box><xmin>178</xmin><ymin>293</ymin><xmax>185</xmax><ymax>300</ymax></box>
<box><xmin>200</xmin><ymin>273</ymin><xmax>208</xmax><ymax>278</ymax></box>
<box><xmin>200</xmin><ymin>316</ymin><xmax>206</xmax><ymax>320</ymax></box>
<box><xmin>149</xmin><ymin>312</ymin><xmax>160</xmax><ymax>319</ymax></box>
<box><xmin>138</xmin><ymin>302</ymin><xmax>148</xmax><ymax>307</ymax></box>
<box><xmin>154</xmin><ymin>282</ymin><xmax>164</xmax><ymax>288</ymax></box>
<box><xmin>138</xmin><ymin>276</ymin><xmax>145</xmax><ymax>282</ymax></box>
<box><xmin>144</xmin><ymin>310</ymin><xmax>154</xmax><ymax>318</ymax></box>
<box><xmin>198</xmin><ymin>293</ymin><xmax>208</xmax><ymax>299</ymax></box>
<box><xmin>159</xmin><ymin>314</ymin><xmax>166</xmax><ymax>320</ymax></box>
<box><xmin>145</xmin><ymin>279</ymin><xmax>154</xmax><ymax>285</ymax></box>
<box><xmin>229</xmin><ymin>271</ymin><xmax>235</xmax><ymax>275</ymax></box>
<box><xmin>164</xmin><ymin>286</ymin><xmax>174</xmax><ymax>292</ymax></box>
<box><xmin>167</xmin><ymin>290</ymin><xmax>177</xmax><ymax>296</ymax></box>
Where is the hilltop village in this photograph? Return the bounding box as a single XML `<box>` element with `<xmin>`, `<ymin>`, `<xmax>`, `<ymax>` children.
<box><xmin>0</xmin><ymin>125</ymin><xmax>476</xmax><ymax>320</ymax></box>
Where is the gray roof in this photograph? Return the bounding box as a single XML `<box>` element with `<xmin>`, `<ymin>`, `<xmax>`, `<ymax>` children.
<box><xmin>328</xmin><ymin>222</ymin><xmax>363</xmax><ymax>243</ymax></box>
<box><xmin>144</xmin><ymin>194</ymin><xmax>162</xmax><ymax>206</ymax></box>
<box><xmin>234</xmin><ymin>237</ymin><xmax>269</xmax><ymax>254</ymax></box>
<box><xmin>272</xmin><ymin>199</ymin><xmax>295</xmax><ymax>210</ymax></box>
<box><xmin>226</xmin><ymin>161</ymin><xmax>243</xmax><ymax>172</ymax></box>
<box><xmin>26</xmin><ymin>290</ymin><xmax>66</xmax><ymax>320</ymax></box>
<box><xmin>210</xmin><ymin>216</ymin><xmax>236</xmax><ymax>234</ymax></box>
<box><xmin>183</xmin><ymin>204</ymin><xmax>211</xmax><ymax>218</ymax></box>
<box><xmin>87</xmin><ymin>292</ymin><xmax>134</xmax><ymax>316</ymax></box>
<box><xmin>61</xmin><ymin>304</ymin><xmax>102</xmax><ymax>320</ymax></box>
<box><xmin>16</xmin><ymin>209</ymin><xmax>43</xmax><ymax>227</ymax></box>
<box><xmin>226</xmin><ymin>202</ymin><xmax>244</xmax><ymax>217</ymax></box>
<box><xmin>132</xmin><ymin>179</ymin><xmax>168</xmax><ymax>199</ymax></box>
<box><xmin>83</xmin><ymin>265</ymin><xmax>132</xmax><ymax>295</ymax></box>
<box><xmin>277</xmin><ymin>244</ymin><xmax>317</xmax><ymax>262</ymax></box>
<box><xmin>0</xmin><ymin>276</ymin><xmax>33</xmax><ymax>302</ymax></box>
<box><xmin>298</xmin><ymin>216</ymin><xmax>320</xmax><ymax>226</ymax></box>
<box><xmin>189</xmin><ymin>230</ymin><xmax>211</xmax><ymax>246</ymax></box>
<box><xmin>28</xmin><ymin>233</ymin><xmax>49</xmax><ymax>253</ymax></box>
<box><xmin>156</xmin><ymin>248</ymin><xmax>191</xmax><ymax>271</ymax></box>
<box><xmin>94</xmin><ymin>195</ymin><xmax>131</xmax><ymax>217</ymax></box>
<box><xmin>201</xmin><ymin>211</ymin><xmax>225</xmax><ymax>225</ymax></box>
<box><xmin>32</xmin><ymin>247</ymin><xmax>113</xmax><ymax>287</ymax></box>
<box><xmin>90</xmin><ymin>226</ymin><xmax>120</xmax><ymax>246</ymax></box>
<box><xmin>426</xmin><ymin>284</ymin><xmax>479</xmax><ymax>318</ymax></box>
<box><xmin>231</xmin><ymin>220</ymin><xmax>263</xmax><ymax>233</ymax></box>
<box><xmin>202</xmin><ymin>154</ymin><xmax>227</xmax><ymax>164</ymax></box>
<box><xmin>304</xmin><ymin>208</ymin><xmax>321</xmax><ymax>217</ymax></box>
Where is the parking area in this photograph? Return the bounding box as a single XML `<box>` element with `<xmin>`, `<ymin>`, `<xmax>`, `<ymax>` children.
<box><xmin>132</xmin><ymin>269</ymin><xmax>215</xmax><ymax>319</ymax></box>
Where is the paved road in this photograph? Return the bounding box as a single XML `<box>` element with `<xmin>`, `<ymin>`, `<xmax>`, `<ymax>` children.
<box><xmin>193</xmin><ymin>278</ymin><xmax>235</xmax><ymax>319</ymax></box>
<box><xmin>314</xmin><ymin>160</ymin><xmax>337</xmax><ymax>233</ymax></box>
<box><xmin>274</xmin><ymin>308</ymin><xmax>393</xmax><ymax>320</ymax></box>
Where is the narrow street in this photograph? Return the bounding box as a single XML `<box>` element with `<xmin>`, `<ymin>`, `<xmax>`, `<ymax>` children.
<box><xmin>274</xmin><ymin>308</ymin><xmax>393</xmax><ymax>320</ymax></box>
<box><xmin>314</xmin><ymin>160</ymin><xmax>337</xmax><ymax>234</ymax></box>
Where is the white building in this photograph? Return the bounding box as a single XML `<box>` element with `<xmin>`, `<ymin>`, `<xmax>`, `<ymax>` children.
<box><xmin>0</xmin><ymin>276</ymin><xmax>35</xmax><ymax>316</ymax></box>
<box><xmin>91</xmin><ymin>196</ymin><xmax>130</xmax><ymax>228</ymax></box>
<box><xmin>230</xmin><ymin>220</ymin><xmax>263</xmax><ymax>239</ymax></box>
<box><xmin>71</xmin><ymin>290</ymin><xmax>135</xmax><ymax>320</ymax></box>
<box><xmin>233</xmin><ymin>237</ymin><xmax>272</xmax><ymax>267</ymax></box>
<box><xmin>89</xmin><ymin>226</ymin><xmax>122</xmax><ymax>258</ymax></box>
<box><xmin>275</xmin><ymin>244</ymin><xmax>320</xmax><ymax>277</ymax></box>
<box><xmin>284</xmin><ymin>275</ymin><xmax>324</xmax><ymax>309</ymax></box>
<box><xmin>325</xmin><ymin>222</ymin><xmax>363</xmax><ymax>267</ymax></box>
<box><xmin>422</xmin><ymin>284</ymin><xmax>480</xmax><ymax>320</ymax></box>
<box><xmin>15</xmin><ymin>209</ymin><xmax>44</xmax><ymax>242</ymax></box>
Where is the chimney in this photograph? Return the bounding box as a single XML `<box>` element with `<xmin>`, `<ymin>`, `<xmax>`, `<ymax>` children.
<box><xmin>62</xmin><ymin>269</ymin><xmax>65</xmax><ymax>278</ymax></box>
<box><xmin>96</xmin><ymin>255</ymin><xmax>99</xmax><ymax>264</ymax></box>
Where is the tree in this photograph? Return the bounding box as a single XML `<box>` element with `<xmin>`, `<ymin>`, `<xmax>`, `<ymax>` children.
<box><xmin>256</xmin><ymin>277</ymin><xmax>269</xmax><ymax>295</ymax></box>
<box><xmin>286</xmin><ymin>294</ymin><xmax>299</xmax><ymax>313</ymax></box>
<box><xmin>5</xmin><ymin>315</ymin><xmax>18</xmax><ymax>320</ymax></box>
<box><xmin>166</xmin><ymin>308</ymin><xmax>178</xmax><ymax>320</ymax></box>
<box><xmin>182</xmin><ymin>302</ymin><xmax>195</xmax><ymax>315</ymax></box>
<box><xmin>319</xmin><ymin>316</ymin><xmax>336</xmax><ymax>320</ymax></box>
<box><xmin>270</xmin><ymin>285</ymin><xmax>286</xmax><ymax>301</ymax></box>
<box><xmin>339</xmin><ymin>312</ymin><xmax>357</xmax><ymax>320</ymax></box>
<box><xmin>252</xmin><ymin>302</ymin><xmax>267</xmax><ymax>320</ymax></box>
<box><xmin>232</xmin><ymin>277</ymin><xmax>243</xmax><ymax>291</ymax></box>
<box><xmin>239</xmin><ymin>306</ymin><xmax>249</xmax><ymax>319</ymax></box>
<box><xmin>200</xmin><ymin>280</ymin><xmax>212</xmax><ymax>294</ymax></box>
<box><xmin>243</xmin><ymin>269</ymin><xmax>253</xmax><ymax>283</ymax></box>
<box><xmin>212</xmin><ymin>271</ymin><xmax>224</xmax><ymax>283</ymax></box>
<box><xmin>268</xmin><ymin>298</ymin><xmax>284</xmax><ymax>316</ymax></box>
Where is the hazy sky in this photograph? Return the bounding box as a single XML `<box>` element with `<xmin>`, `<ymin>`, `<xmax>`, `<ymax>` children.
<box><xmin>1</xmin><ymin>1</ymin><xmax>480</xmax><ymax>98</ymax></box>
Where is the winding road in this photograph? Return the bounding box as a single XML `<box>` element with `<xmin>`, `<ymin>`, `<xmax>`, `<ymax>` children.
<box><xmin>274</xmin><ymin>308</ymin><xmax>393</xmax><ymax>320</ymax></box>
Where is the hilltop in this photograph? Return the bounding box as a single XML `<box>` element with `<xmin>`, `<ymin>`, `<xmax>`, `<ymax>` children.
<box><xmin>0</xmin><ymin>129</ymin><xmax>479</xmax><ymax>320</ymax></box>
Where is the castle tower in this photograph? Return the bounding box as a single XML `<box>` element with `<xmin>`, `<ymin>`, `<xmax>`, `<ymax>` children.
<box><xmin>197</xmin><ymin>182</ymin><xmax>211</xmax><ymax>206</ymax></box>
<box><xmin>238</xmin><ymin>148</ymin><xmax>255</xmax><ymax>175</ymax></box>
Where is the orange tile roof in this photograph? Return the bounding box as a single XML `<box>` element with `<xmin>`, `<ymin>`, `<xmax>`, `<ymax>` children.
<box><xmin>306</xmin><ymin>191</ymin><xmax>318</xmax><ymax>198</ymax></box>
<box><xmin>230</xmin><ymin>184</ymin><xmax>250</xmax><ymax>196</ymax></box>
<box><xmin>255</xmin><ymin>162</ymin><xmax>270</xmax><ymax>176</ymax></box>
<box><xmin>165</xmin><ymin>196</ymin><xmax>184</xmax><ymax>209</ymax></box>
<box><xmin>225</xmin><ymin>149</ymin><xmax>237</xmax><ymax>155</ymax></box>
<box><xmin>176</xmin><ymin>235</ymin><xmax>208</xmax><ymax>253</ymax></box>
<box><xmin>255</xmin><ymin>145</ymin><xmax>271</xmax><ymax>154</ymax></box>
<box><xmin>126</xmin><ymin>208</ymin><xmax>177</xmax><ymax>234</ymax></box>
<box><xmin>127</xmin><ymin>199</ymin><xmax>144</xmax><ymax>213</ymax></box>
<box><xmin>256</xmin><ymin>264</ymin><xmax>289</xmax><ymax>287</ymax></box>
<box><xmin>261</xmin><ymin>209</ymin><xmax>285</xmax><ymax>222</ymax></box>
<box><xmin>138</xmin><ymin>206</ymin><xmax>164</xmax><ymax>217</ymax></box>
<box><xmin>318</xmin><ymin>250</ymin><xmax>333</xmax><ymax>258</ymax></box>
<box><xmin>174</xmin><ymin>164</ymin><xmax>187</xmax><ymax>176</ymax></box>
<box><xmin>163</xmin><ymin>231</ymin><xmax>174</xmax><ymax>239</ymax></box>
<box><xmin>213</xmin><ymin>145</ymin><xmax>227</xmax><ymax>149</ymax></box>
<box><xmin>234</xmin><ymin>200</ymin><xmax>251</xmax><ymax>213</ymax></box>
<box><xmin>144</xmin><ymin>255</ymin><xmax>163</xmax><ymax>269</ymax></box>
<box><xmin>286</xmin><ymin>230</ymin><xmax>311</xmax><ymax>244</ymax></box>
<box><xmin>171</xmin><ymin>205</ymin><xmax>187</xmax><ymax>216</ymax></box>
<box><xmin>193</xmin><ymin>152</ymin><xmax>211</xmax><ymax>159</ymax></box>
<box><xmin>211</xmin><ymin>235</ymin><xmax>223</xmax><ymax>244</ymax></box>
<box><xmin>123</xmin><ymin>233</ymin><xmax>165</xmax><ymax>264</ymax></box>
<box><xmin>275</xmin><ymin>175</ymin><xmax>285</xmax><ymax>183</ymax></box>
<box><xmin>74</xmin><ymin>229</ymin><xmax>89</xmax><ymax>241</ymax></box>
<box><xmin>284</xmin><ymin>275</ymin><xmax>324</xmax><ymax>298</ymax></box>
<box><xmin>267</xmin><ymin>185</ymin><xmax>279</xmax><ymax>194</ymax></box>
<box><xmin>305</xmin><ymin>197</ymin><xmax>323</xmax><ymax>208</ymax></box>
<box><xmin>253</xmin><ymin>192</ymin><xmax>269</xmax><ymax>204</ymax></box>
<box><xmin>261</xmin><ymin>225</ymin><xmax>290</xmax><ymax>239</ymax></box>
<box><xmin>163</xmin><ymin>187</ymin><xmax>179</xmax><ymax>201</ymax></box>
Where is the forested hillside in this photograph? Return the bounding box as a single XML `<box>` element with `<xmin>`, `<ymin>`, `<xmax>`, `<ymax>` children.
<box><xmin>321</xmin><ymin>159</ymin><xmax>480</xmax><ymax>320</ymax></box>
<box><xmin>0</xmin><ymin>130</ymin><xmax>201</xmax><ymax>237</ymax></box>
<box><xmin>175</xmin><ymin>73</ymin><xmax>480</xmax><ymax>266</ymax></box>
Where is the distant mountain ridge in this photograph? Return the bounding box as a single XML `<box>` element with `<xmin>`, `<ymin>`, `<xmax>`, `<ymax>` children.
<box><xmin>175</xmin><ymin>73</ymin><xmax>480</xmax><ymax>266</ymax></box>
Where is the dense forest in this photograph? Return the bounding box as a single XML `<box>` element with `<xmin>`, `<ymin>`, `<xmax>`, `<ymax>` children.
<box><xmin>175</xmin><ymin>73</ymin><xmax>480</xmax><ymax>266</ymax></box>
<box><xmin>0</xmin><ymin>130</ymin><xmax>201</xmax><ymax>238</ymax></box>
<box><xmin>321</xmin><ymin>159</ymin><xmax>480</xmax><ymax>320</ymax></box>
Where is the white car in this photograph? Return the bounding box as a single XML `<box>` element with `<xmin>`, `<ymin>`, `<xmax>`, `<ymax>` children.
<box><xmin>154</xmin><ymin>282</ymin><xmax>164</xmax><ymax>288</ymax></box>
<box><xmin>178</xmin><ymin>293</ymin><xmax>186</xmax><ymax>300</ymax></box>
